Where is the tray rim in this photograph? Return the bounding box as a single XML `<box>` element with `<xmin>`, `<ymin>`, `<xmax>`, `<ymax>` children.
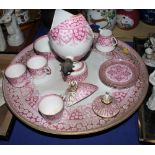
<box><xmin>2</xmin><ymin>39</ymin><xmax>149</xmax><ymax>135</ymax></box>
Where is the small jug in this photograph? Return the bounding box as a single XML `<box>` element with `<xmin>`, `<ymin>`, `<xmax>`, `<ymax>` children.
<box><xmin>96</xmin><ymin>28</ymin><xmax>117</xmax><ymax>53</ymax></box>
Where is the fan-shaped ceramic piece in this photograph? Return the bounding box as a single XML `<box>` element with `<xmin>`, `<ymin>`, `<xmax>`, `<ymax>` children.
<box><xmin>51</xmin><ymin>9</ymin><xmax>74</xmax><ymax>29</ymax></box>
<box><xmin>64</xmin><ymin>81</ymin><xmax>98</xmax><ymax>107</ymax></box>
<box><xmin>92</xmin><ymin>95</ymin><xmax>119</xmax><ymax>118</ymax></box>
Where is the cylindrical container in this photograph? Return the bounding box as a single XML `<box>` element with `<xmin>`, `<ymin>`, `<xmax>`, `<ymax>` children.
<box><xmin>5</xmin><ymin>63</ymin><xmax>29</xmax><ymax>87</ymax></box>
<box><xmin>27</xmin><ymin>55</ymin><xmax>51</xmax><ymax>79</ymax></box>
<box><xmin>116</xmin><ymin>9</ymin><xmax>140</xmax><ymax>30</ymax></box>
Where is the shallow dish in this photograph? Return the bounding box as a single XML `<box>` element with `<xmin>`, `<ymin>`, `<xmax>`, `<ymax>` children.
<box><xmin>99</xmin><ymin>59</ymin><xmax>140</xmax><ymax>89</ymax></box>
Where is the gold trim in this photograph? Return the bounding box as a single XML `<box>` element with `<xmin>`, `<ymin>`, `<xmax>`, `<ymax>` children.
<box><xmin>3</xmin><ymin>40</ymin><xmax>149</xmax><ymax>136</ymax></box>
<box><xmin>6</xmin><ymin>79</ymin><xmax>148</xmax><ymax>135</ymax></box>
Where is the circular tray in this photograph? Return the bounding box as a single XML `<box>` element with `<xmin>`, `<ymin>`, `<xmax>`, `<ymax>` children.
<box><xmin>2</xmin><ymin>38</ymin><xmax>148</xmax><ymax>135</ymax></box>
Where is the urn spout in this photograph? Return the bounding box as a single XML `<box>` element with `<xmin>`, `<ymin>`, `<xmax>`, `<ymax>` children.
<box><xmin>60</xmin><ymin>58</ymin><xmax>74</xmax><ymax>76</ymax></box>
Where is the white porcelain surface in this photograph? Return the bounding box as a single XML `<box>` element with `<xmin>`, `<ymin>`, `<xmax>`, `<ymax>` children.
<box><xmin>49</xmin><ymin>14</ymin><xmax>94</xmax><ymax>61</ymax></box>
<box><xmin>51</xmin><ymin>9</ymin><xmax>74</xmax><ymax>29</ymax></box>
<box><xmin>34</xmin><ymin>35</ymin><xmax>54</xmax><ymax>59</ymax></box>
<box><xmin>2</xmin><ymin>40</ymin><xmax>148</xmax><ymax>135</ymax></box>
<box><xmin>5</xmin><ymin>63</ymin><xmax>28</xmax><ymax>87</ymax></box>
<box><xmin>38</xmin><ymin>94</ymin><xmax>63</xmax><ymax>115</ymax></box>
<box><xmin>5</xmin><ymin>63</ymin><xmax>26</xmax><ymax>78</ymax></box>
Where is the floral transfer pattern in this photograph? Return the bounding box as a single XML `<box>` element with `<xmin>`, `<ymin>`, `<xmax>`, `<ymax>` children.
<box><xmin>2</xmin><ymin>40</ymin><xmax>148</xmax><ymax>135</ymax></box>
<box><xmin>49</xmin><ymin>15</ymin><xmax>93</xmax><ymax>45</ymax></box>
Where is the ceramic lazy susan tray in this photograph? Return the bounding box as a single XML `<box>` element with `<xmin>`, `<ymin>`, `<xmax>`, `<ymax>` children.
<box><xmin>2</xmin><ymin>37</ymin><xmax>148</xmax><ymax>135</ymax></box>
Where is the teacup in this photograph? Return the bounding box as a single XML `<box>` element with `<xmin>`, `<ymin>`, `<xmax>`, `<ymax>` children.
<box><xmin>34</xmin><ymin>35</ymin><xmax>55</xmax><ymax>60</ymax></box>
<box><xmin>5</xmin><ymin>63</ymin><xmax>29</xmax><ymax>87</ymax></box>
<box><xmin>96</xmin><ymin>28</ymin><xmax>117</xmax><ymax>52</ymax></box>
<box><xmin>38</xmin><ymin>94</ymin><xmax>64</xmax><ymax>123</ymax></box>
<box><xmin>27</xmin><ymin>55</ymin><xmax>51</xmax><ymax>79</ymax></box>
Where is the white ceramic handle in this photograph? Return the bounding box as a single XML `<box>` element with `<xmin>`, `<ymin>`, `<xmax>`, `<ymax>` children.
<box><xmin>111</xmin><ymin>37</ymin><xmax>117</xmax><ymax>47</ymax></box>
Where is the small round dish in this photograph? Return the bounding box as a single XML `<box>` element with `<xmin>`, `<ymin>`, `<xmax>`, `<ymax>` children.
<box><xmin>38</xmin><ymin>94</ymin><xmax>64</xmax><ymax>123</ymax></box>
<box><xmin>99</xmin><ymin>59</ymin><xmax>139</xmax><ymax>89</ymax></box>
<box><xmin>92</xmin><ymin>94</ymin><xmax>119</xmax><ymax>118</ymax></box>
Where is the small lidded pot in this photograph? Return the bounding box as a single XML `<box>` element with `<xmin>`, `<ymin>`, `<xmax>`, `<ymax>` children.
<box><xmin>38</xmin><ymin>94</ymin><xmax>64</xmax><ymax>123</ymax></box>
<box><xmin>92</xmin><ymin>92</ymin><xmax>119</xmax><ymax>118</ymax></box>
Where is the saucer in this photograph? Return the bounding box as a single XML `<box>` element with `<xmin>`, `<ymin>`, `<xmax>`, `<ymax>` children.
<box><xmin>99</xmin><ymin>59</ymin><xmax>139</xmax><ymax>89</ymax></box>
<box><xmin>92</xmin><ymin>95</ymin><xmax>119</xmax><ymax>118</ymax></box>
<box><xmin>142</xmin><ymin>54</ymin><xmax>155</xmax><ymax>67</ymax></box>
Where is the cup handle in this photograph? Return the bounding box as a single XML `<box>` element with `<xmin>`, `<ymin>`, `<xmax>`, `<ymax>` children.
<box><xmin>111</xmin><ymin>37</ymin><xmax>117</xmax><ymax>47</ymax></box>
<box><xmin>44</xmin><ymin>66</ymin><xmax>51</xmax><ymax>75</ymax></box>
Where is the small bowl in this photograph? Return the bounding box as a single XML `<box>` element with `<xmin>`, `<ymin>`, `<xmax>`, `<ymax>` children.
<box><xmin>38</xmin><ymin>94</ymin><xmax>64</xmax><ymax>123</ymax></box>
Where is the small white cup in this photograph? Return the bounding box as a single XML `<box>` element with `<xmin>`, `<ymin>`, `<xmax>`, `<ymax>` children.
<box><xmin>145</xmin><ymin>48</ymin><xmax>153</xmax><ymax>59</ymax></box>
<box><xmin>27</xmin><ymin>55</ymin><xmax>51</xmax><ymax>79</ymax></box>
<box><xmin>34</xmin><ymin>35</ymin><xmax>54</xmax><ymax>60</ymax></box>
<box><xmin>5</xmin><ymin>63</ymin><xmax>29</xmax><ymax>87</ymax></box>
<box><xmin>38</xmin><ymin>94</ymin><xmax>64</xmax><ymax>123</ymax></box>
